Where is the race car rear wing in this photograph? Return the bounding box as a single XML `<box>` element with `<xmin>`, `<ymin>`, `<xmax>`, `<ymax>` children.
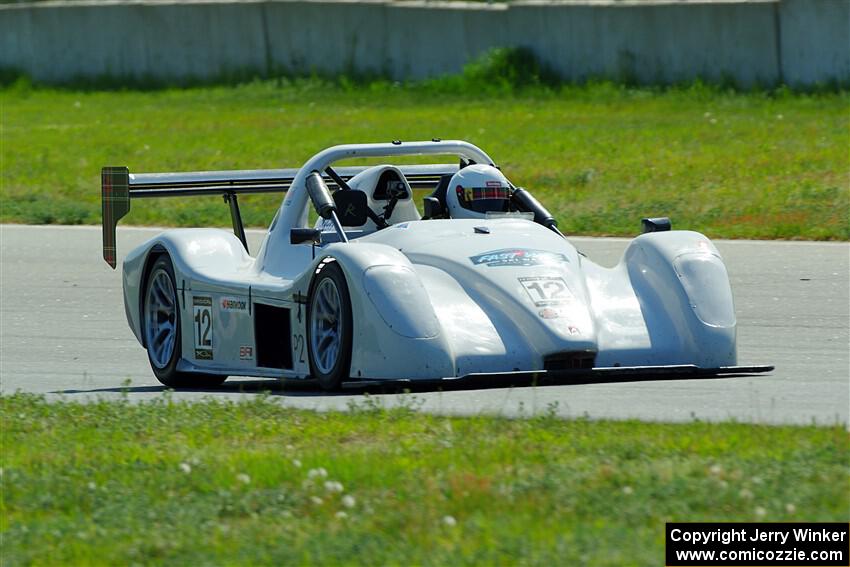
<box><xmin>101</xmin><ymin>164</ymin><xmax>457</xmax><ymax>268</ymax></box>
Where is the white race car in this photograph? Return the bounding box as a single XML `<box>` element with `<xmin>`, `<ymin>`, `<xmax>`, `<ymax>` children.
<box><xmin>102</xmin><ymin>140</ymin><xmax>771</xmax><ymax>390</ymax></box>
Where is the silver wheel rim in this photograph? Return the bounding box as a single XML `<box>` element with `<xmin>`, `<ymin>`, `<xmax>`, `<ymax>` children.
<box><xmin>310</xmin><ymin>277</ymin><xmax>342</xmax><ymax>375</ymax></box>
<box><xmin>145</xmin><ymin>268</ymin><xmax>177</xmax><ymax>369</ymax></box>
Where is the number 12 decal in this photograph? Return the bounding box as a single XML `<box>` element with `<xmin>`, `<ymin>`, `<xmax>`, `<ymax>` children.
<box><xmin>192</xmin><ymin>296</ymin><xmax>214</xmax><ymax>360</ymax></box>
<box><xmin>518</xmin><ymin>277</ymin><xmax>574</xmax><ymax>307</ymax></box>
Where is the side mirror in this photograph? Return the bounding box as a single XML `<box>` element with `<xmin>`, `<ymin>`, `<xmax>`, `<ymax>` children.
<box><xmin>333</xmin><ymin>190</ymin><xmax>369</xmax><ymax>227</ymax></box>
<box><xmin>641</xmin><ymin>217</ymin><xmax>672</xmax><ymax>233</ymax></box>
<box><xmin>305</xmin><ymin>171</ymin><xmax>336</xmax><ymax>219</ymax></box>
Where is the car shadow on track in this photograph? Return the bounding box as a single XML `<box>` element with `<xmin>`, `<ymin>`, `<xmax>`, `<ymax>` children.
<box><xmin>52</xmin><ymin>372</ymin><xmax>759</xmax><ymax>398</ymax></box>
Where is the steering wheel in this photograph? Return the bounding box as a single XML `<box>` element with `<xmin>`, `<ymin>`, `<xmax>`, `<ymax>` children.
<box><xmin>381</xmin><ymin>181</ymin><xmax>407</xmax><ymax>223</ymax></box>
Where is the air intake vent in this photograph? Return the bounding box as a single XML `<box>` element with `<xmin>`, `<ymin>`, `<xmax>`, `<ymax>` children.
<box><xmin>544</xmin><ymin>351</ymin><xmax>596</xmax><ymax>371</ymax></box>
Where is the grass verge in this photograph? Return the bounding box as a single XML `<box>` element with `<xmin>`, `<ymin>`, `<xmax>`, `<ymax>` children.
<box><xmin>1</xmin><ymin>393</ymin><xmax>847</xmax><ymax>565</ymax></box>
<box><xmin>1</xmin><ymin>70</ymin><xmax>849</xmax><ymax>239</ymax></box>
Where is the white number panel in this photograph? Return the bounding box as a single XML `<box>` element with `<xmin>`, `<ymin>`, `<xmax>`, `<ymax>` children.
<box><xmin>192</xmin><ymin>295</ymin><xmax>213</xmax><ymax>360</ymax></box>
<box><xmin>518</xmin><ymin>276</ymin><xmax>575</xmax><ymax>307</ymax></box>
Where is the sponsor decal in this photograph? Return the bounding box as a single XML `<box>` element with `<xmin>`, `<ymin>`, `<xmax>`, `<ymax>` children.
<box><xmin>194</xmin><ymin>348</ymin><xmax>213</xmax><ymax>360</ymax></box>
<box><xmin>538</xmin><ymin>307</ymin><xmax>560</xmax><ymax>319</ymax></box>
<box><xmin>193</xmin><ymin>295</ymin><xmax>213</xmax><ymax>360</ymax></box>
<box><xmin>537</xmin><ymin>307</ymin><xmax>581</xmax><ymax>335</ymax></box>
<box><xmin>220</xmin><ymin>296</ymin><xmax>248</xmax><ymax>312</ymax></box>
<box><xmin>239</xmin><ymin>345</ymin><xmax>254</xmax><ymax>361</ymax></box>
<box><xmin>536</xmin><ymin>308</ymin><xmax>581</xmax><ymax>334</ymax></box>
<box><xmin>519</xmin><ymin>276</ymin><xmax>575</xmax><ymax>306</ymax></box>
<box><xmin>470</xmin><ymin>249</ymin><xmax>568</xmax><ymax>268</ymax></box>
<box><xmin>394</xmin><ymin>222</ymin><xmax>410</xmax><ymax>229</ymax></box>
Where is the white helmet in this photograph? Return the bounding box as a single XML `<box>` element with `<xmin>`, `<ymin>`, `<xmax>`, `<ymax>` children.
<box><xmin>446</xmin><ymin>164</ymin><xmax>513</xmax><ymax>219</ymax></box>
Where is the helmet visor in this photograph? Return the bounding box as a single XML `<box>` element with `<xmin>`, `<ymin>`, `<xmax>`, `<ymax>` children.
<box><xmin>457</xmin><ymin>185</ymin><xmax>511</xmax><ymax>214</ymax></box>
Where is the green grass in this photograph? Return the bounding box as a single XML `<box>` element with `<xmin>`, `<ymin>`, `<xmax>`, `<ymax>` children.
<box><xmin>1</xmin><ymin>73</ymin><xmax>848</xmax><ymax>239</ymax></box>
<box><xmin>1</xmin><ymin>393</ymin><xmax>847</xmax><ymax>565</ymax></box>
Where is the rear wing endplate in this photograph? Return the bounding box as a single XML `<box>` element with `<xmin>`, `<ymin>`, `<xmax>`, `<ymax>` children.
<box><xmin>102</xmin><ymin>167</ymin><xmax>131</xmax><ymax>268</ymax></box>
<box><xmin>101</xmin><ymin>164</ymin><xmax>456</xmax><ymax>268</ymax></box>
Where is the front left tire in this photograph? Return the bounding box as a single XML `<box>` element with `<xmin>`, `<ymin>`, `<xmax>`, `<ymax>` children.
<box><xmin>142</xmin><ymin>255</ymin><xmax>226</xmax><ymax>389</ymax></box>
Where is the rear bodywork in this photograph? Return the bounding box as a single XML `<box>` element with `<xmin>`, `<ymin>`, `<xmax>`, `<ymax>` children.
<box><xmin>104</xmin><ymin>140</ymin><xmax>771</xmax><ymax>383</ymax></box>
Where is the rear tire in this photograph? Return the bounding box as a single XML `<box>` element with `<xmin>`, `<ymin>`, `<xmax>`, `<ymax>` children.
<box><xmin>142</xmin><ymin>255</ymin><xmax>226</xmax><ymax>389</ymax></box>
<box><xmin>307</xmin><ymin>262</ymin><xmax>353</xmax><ymax>391</ymax></box>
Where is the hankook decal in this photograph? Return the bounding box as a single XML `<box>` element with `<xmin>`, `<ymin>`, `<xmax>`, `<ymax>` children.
<box><xmin>470</xmin><ymin>249</ymin><xmax>568</xmax><ymax>268</ymax></box>
<box><xmin>192</xmin><ymin>295</ymin><xmax>213</xmax><ymax>360</ymax></box>
<box><xmin>220</xmin><ymin>296</ymin><xmax>248</xmax><ymax>312</ymax></box>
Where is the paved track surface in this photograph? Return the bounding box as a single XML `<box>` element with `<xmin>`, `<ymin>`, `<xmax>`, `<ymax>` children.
<box><xmin>1</xmin><ymin>225</ymin><xmax>847</xmax><ymax>425</ymax></box>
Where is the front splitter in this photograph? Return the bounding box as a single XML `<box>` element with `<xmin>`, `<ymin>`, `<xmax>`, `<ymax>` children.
<box><xmin>347</xmin><ymin>364</ymin><xmax>774</xmax><ymax>392</ymax></box>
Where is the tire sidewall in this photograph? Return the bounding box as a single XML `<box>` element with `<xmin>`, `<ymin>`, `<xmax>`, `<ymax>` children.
<box><xmin>143</xmin><ymin>256</ymin><xmax>182</xmax><ymax>382</ymax></box>
<box><xmin>306</xmin><ymin>262</ymin><xmax>353</xmax><ymax>390</ymax></box>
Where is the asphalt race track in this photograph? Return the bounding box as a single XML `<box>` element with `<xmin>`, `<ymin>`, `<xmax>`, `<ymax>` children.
<box><xmin>1</xmin><ymin>225</ymin><xmax>847</xmax><ymax>425</ymax></box>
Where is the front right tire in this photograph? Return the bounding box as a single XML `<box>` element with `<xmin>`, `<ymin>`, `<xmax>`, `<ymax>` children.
<box><xmin>306</xmin><ymin>262</ymin><xmax>353</xmax><ymax>391</ymax></box>
<box><xmin>142</xmin><ymin>255</ymin><xmax>226</xmax><ymax>389</ymax></box>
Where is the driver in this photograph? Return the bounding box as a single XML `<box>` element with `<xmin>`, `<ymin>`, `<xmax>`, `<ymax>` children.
<box><xmin>446</xmin><ymin>164</ymin><xmax>513</xmax><ymax>219</ymax></box>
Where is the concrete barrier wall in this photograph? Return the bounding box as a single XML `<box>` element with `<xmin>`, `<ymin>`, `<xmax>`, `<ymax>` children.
<box><xmin>1</xmin><ymin>0</ymin><xmax>847</xmax><ymax>87</ymax></box>
<box><xmin>505</xmin><ymin>2</ymin><xmax>782</xmax><ymax>85</ymax></box>
<box><xmin>780</xmin><ymin>0</ymin><xmax>850</xmax><ymax>86</ymax></box>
